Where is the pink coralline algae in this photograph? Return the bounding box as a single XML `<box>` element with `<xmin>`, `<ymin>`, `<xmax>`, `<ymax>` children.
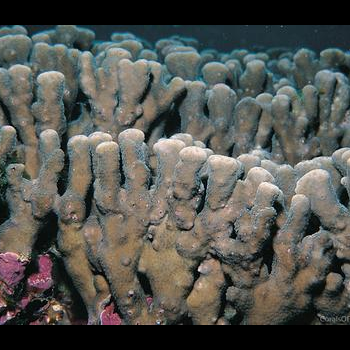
<box><xmin>0</xmin><ymin>253</ymin><xmax>27</xmax><ymax>295</ymax></box>
<box><xmin>0</xmin><ymin>310</ymin><xmax>17</xmax><ymax>325</ymax></box>
<box><xmin>27</xmin><ymin>255</ymin><xmax>54</xmax><ymax>293</ymax></box>
<box><xmin>0</xmin><ymin>254</ymin><xmax>64</xmax><ymax>325</ymax></box>
<box><xmin>100</xmin><ymin>304</ymin><xmax>123</xmax><ymax>326</ymax></box>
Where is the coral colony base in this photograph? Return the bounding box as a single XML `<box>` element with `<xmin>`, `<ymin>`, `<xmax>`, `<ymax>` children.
<box><xmin>0</xmin><ymin>25</ymin><xmax>350</xmax><ymax>326</ymax></box>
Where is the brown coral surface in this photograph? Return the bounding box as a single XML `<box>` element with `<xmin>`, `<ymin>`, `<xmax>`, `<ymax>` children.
<box><xmin>0</xmin><ymin>25</ymin><xmax>350</xmax><ymax>325</ymax></box>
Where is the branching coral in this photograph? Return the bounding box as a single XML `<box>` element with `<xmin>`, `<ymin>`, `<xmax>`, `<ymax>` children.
<box><xmin>0</xmin><ymin>129</ymin><xmax>63</xmax><ymax>319</ymax></box>
<box><xmin>0</xmin><ymin>126</ymin><xmax>16</xmax><ymax>206</ymax></box>
<box><xmin>0</xmin><ymin>130</ymin><xmax>63</xmax><ymax>259</ymax></box>
<box><xmin>1</xmin><ymin>25</ymin><xmax>350</xmax><ymax>325</ymax></box>
<box><xmin>0</xmin><ymin>66</ymin><xmax>66</xmax><ymax>178</ymax></box>
<box><xmin>0</xmin><ymin>126</ymin><xmax>16</xmax><ymax>163</ymax></box>
<box><xmin>32</xmin><ymin>25</ymin><xmax>95</xmax><ymax>51</ymax></box>
<box><xmin>0</xmin><ymin>33</ymin><xmax>32</xmax><ymax>68</ymax></box>
<box><xmin>30</xmin><ymin>43</ymin><xmax>80</xmax><ymax>113</ymax></box>
<box><xmin>226</xmin><ymin>195</ymin><xmax>334</xmax><ymax>325</ymax></box>
<box><xmin>73</xmin><ymin>49</ymin><xmax>186</xmax><ymax>145</ymax></box>
<box><xmin>179</xmin><ymin>82</ymin><xmax>266</xmax><ymax>157</ymax></box>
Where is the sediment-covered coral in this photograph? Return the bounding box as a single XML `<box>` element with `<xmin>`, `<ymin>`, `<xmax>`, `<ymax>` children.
<box><xmin>1</xmin><ymin>25</ymin><xmax>350</xmax><ymax>325</ymax></box>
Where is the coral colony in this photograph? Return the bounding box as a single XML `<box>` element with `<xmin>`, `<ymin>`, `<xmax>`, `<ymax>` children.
<box><xmin>0</xmin><ymin>25</ymin><xmax>350</xmax><ymax>326</ymax></box>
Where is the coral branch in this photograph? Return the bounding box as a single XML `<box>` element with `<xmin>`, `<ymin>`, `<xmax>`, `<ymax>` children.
<box><xmin>0</xmin><ymin>24</ymin><xmax>350</xmax><ymax>325</ymax></box>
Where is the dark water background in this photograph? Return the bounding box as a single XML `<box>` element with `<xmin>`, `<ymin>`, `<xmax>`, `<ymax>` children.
<box><xmin>14</xmin><ymin>25</ymin><xmax>350</xmax><ymax>52</ymax></box>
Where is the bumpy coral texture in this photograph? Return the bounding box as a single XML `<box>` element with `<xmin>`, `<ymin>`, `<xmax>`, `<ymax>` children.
<box><xmin>0</xmin><ymin>25</ymin><xmax>350</xmax><ymax>325</ymax></box>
